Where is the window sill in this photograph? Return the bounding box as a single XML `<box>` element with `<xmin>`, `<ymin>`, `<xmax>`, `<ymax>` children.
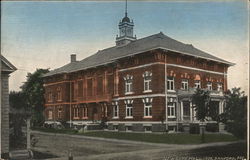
<box><xmin>167</xmin><ymin>90</ymin><xmax>176</xmax><ymax>92</ymax></box>
<box><xmin>125</xmin><ymin>117</ymin><xmax>133</xmax><ymax>119</ymax></box>
<box><xmin>73</xmin><ymin>117</ymin><xmax>80</xmax><ymax>120</ymax></box>
<box><xmin>82</xmin><ymin>117</ymin><xmax>88</xmax><ymax>120</ymax></box>
<box><xmin>125</xmin><ymin>92</ymin><xmax>134</xmax><ymax>95</ymax></box>
<box><xmin>112</xmin><ymin>117</ymin><xmax>119</xmax><ymax>119</ymax></box>
<box><xmin>143</xmin><ymin>90</ymin><xmax>152</xmax><ymax>93</ymax></box>
<box><xmin>167</xmin><ymin>116</ymin><xmax>176</xmax><ymax>118</ymax></box>
<box><xmin>143</xmin><ymin>116</ymin><xmax>152</xmax><ymax>119</ymax></box>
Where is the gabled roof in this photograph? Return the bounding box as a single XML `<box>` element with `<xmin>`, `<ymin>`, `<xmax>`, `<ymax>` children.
<box><xmin>1</xmin><ymin>55</ymin><xmax>17</xmax><ymax>73</ymax></box>
<box><xmin>44</xmin><ymin>32</ymin><xmax>234</xmax><ymax>77</ymax></box>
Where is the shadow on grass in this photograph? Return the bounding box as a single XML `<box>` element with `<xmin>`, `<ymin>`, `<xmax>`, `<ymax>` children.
<box><xmin>33</xmin><ymin>150</ymin><xmax>58</xmax><ymax>159</ymax></box>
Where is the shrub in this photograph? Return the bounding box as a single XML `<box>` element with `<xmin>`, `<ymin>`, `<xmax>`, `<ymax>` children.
<box><xmin>190</xmin><ymin>124</ymin><xmax>200</xmax><ymax>134</ymax></box>
<box><xmin>206</xmin><ymin>123</ymin><xmax>219</xmax><ymax>132</ymax></box>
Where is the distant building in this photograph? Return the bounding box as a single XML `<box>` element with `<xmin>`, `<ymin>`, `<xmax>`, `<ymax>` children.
<box><xmin>1</xmin><ymin>55</ymin><xmax>17</xmax><ymax>158</ymax></box>
<box><xmin>43</xmin><ymin>9</ymin><xmax>233</xmax><ymax>132</ymax></box>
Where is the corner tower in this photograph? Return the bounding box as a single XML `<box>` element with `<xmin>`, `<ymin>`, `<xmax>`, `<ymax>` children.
<box><xmin>116</xmin><ymin>0</ymin><xmax>136</xmax><ymax>46</ymax></box>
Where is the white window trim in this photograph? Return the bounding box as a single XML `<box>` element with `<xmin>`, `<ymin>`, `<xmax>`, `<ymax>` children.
<box><xmin>48</xmin><ymin>110</ymin><xmax>53</xmax><ymax>120</ymax></box>
<box><xmin>144</xmin><ymin>104</ymin><xmax>152</xmax><ymax>118</ymax></box>
<box><xmin>217</xmin><ymin>83</ymin><xmax>223</xmax><ymax>91</ymax></box>
<box><xmin>168</xmin><ymin>103</ymin><xmax>176</xmax><ymax>118</ymax></box>
<box><xmin>143</xmin><ymin>79</ymin><xmax>152</xmax><ymax>92</ymax></box>
<box><xmin>167</xmin><ymin>77</ymin><xmax>175</xmax><ymax>91</ymax></box>
<box><xmin>207</xmin><ymin>82</ymin><xmax>212</xmax><ymax>90</ymax></box>
<box><xmin>113</xmin><ymin>104</ymin><xmax>119</xmax><ymax>119</ymax></box>
<box><xmin>194</xmin><ymin>81</ymin><xmax>201</xmax><ymax>89</ymax></box>
<box><xmin>125</xmin><ymin>100</ymin><xmax>133</xmax><ymax>118</ymax></box>
<box><xmin>125</xmin><ymin>104</ymin><xmax>133</xmax><ymax>118</ymax></box>
<box><xmin>181</xmin><ymin>79</ymin><xmax>189</xmax><ymax>90</ymax></box>
<box><xmin>125</xmin><ymin>81</ymin><xmax>133</xmax><ymax>95</ymax></box>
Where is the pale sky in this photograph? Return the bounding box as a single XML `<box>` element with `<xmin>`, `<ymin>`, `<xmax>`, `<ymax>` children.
<box><xmin>1</xmin><ymin>0</ymin><xmax>249</xmax><ymax>94</ymax></box>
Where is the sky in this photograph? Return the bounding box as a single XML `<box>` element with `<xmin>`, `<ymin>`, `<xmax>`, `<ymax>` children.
<box><xmin>1</xmin><ymin>0</ymin><xmax>249</xmax><ymax>94</ymax></box>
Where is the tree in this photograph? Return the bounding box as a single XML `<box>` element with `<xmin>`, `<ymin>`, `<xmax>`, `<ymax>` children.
<box><xmin>21</xmin><ymin>68</ymin><xmax>49</xmax><ymax>127</ymax></box>
<box><xmin>9</xmin><ymin>91</ymin><xmax>27</xmax><ymax>149</ymax></box>
<box><xmin>192</xmin><ymin>89</ymin><xmax>211</xmax><ymax>142</ymax></box>
<box><xmin>219</xmin><ymin>88</ymin><xmax>247</xmax><ymax>139</ymax></box>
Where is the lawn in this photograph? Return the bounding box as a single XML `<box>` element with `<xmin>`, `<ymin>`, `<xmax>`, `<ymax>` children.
<box><xmin>32</xmin><ymin>127</ymin><xmax>239</xmax><ymax>144</ymax></box>
<box><xmin>81</xmin><ymin>131</ymin><xmax>238</xmax><ymax>144</ymax></box>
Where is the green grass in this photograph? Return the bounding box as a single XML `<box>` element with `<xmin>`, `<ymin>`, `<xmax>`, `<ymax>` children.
<box><xmin>81</xmin><ymin>131</ymin><xmax>238</xmax><ymax>144</ymax></box>
<box><xmin>32</xmin><ymin>127</ymin><xmax>238</xmax><ymax>144</ymax></box>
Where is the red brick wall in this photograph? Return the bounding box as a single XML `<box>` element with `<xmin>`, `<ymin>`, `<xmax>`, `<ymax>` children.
<box><xmin>44</xmin><ymin>49</ymin><xmax>230</xmax><ymax>122</ymax></box>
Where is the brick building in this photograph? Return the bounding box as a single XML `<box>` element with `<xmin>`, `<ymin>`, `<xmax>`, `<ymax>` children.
<box><xmin>43</xmin><ymin>11</ymin><xmax>233</xmax><ymax>132</ymax></box>
<box><xmin>1</xmin><ymin>55</ymin><xmax>17</xmax><ymax>158</ymax></box>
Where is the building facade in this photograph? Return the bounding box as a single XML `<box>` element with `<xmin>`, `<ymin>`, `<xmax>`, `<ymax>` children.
<box><xmin>43</xmin><ymin>12</ymin><xmax>233</xmax><ymax>132</ymax></box>
<box><xmin>1</xmin><ymin>55</ymin><xmax>17</xmax><ymax>158</ymax></box>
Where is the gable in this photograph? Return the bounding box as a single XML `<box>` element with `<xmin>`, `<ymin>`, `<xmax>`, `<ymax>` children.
<box><xmin>1</xmin><ymin>55</ymin><xmax>17</xmax><ymax>73</ymax></box>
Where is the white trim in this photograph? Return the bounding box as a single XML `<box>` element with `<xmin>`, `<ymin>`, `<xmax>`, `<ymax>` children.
<box><xmin>118</xmin><ymin>62</ymin><xmax>227</xmax><ymax>76</ymax></box>
<box><xmin>119</xmin><ymin>62</ymin><xmax>160</xmax><ymax>72</ymax></box>
<box><xmin>113</xmin><ymin>93</ymin><xmax>166</xmax><ymax>100</ymax></box>
<box><xmin>167</xmin><ymin>63</ymin><xmax>226</xmax><ymax>75</ymax></box>
<box><xmin>143</xmin><ymin>90</ymin><xmax>152</xmax><ymax>93</ymax></box>
<box><xmin>107</xmin><ymin>121</ymin><xmax>178</xmax><ymax>124</ymax></box>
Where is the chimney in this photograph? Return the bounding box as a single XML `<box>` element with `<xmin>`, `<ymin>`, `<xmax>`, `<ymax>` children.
<box><xmin>70</xmin><ymin>54</ymin><xmax>76</xmax><ymax>63</ymax></box>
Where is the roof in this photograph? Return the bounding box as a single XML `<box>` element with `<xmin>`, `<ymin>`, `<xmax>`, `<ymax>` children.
<box><xmin>1</xmin><ymin>55</ymin><xmax>17</xmax><ymax>73</ymax></box>
<box><xmin>44</xmin><ymin>32</ymin><xmax>234</xmax><ymax>77</ymax></box>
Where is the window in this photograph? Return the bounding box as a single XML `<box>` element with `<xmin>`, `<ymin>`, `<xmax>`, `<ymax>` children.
<box><xmin>126</xmin><ymin>104</ymin><xmax>133</xmax><ymax>118</ymax></box>
<box><xmin>48</xmin><ymin>110</ymin><xmax>53</xmax><ymax>120</ymax></box>
<box><xmin>144</xmin><ymin>103</ymin><xmax>152</xmax><ymax>117</ymax></box>
<box><xmin>57</xmin><ymin>87</ymin><xmax>62</xmax><ymax>101</ymax></box>
<box><xmin>78</xmin><ymin>80</ymin><xmax>83</xmax><ymax>97</ymax></box>
<box><xmin>183</xmin><ymin>101</ymin><xmax>190</xmax><ymax>116</ymax></box>
<box><xmin>73</xmin><ymin>106</ymin><xmax>79</xmax><ymax>118</ymax></box>
<box><xmin>207</xmin><ymin>82</ymin><xmax>212</xmax><ymax>90</ymax></box>
<box><xmin>124</xmin><ymin>75</ymin><xmax>133</xmax><ymax>94</ymax></box>
<box><xmin>167</xmin><ymin>102</ymin><xmax>176</xmax><ymax>118</ymax></box>
<box><xmin>167</xmin><ymin>77</ymin><xmax>175</xmax><ymax>91</ymax></box>
<box><xmin>102</xmin><ymin>105</ymin><xmax>108</xmax><ymax>117</ymax></box>
<box><xmin>82</xmin><ymin>106</ymin><xmax>88</xmax><ymax>118</ymax></box>
<box><xmin>113</xmin><ymin>105</ymin><xmax>119</xmax><ymax>118</ymax></box>
<box><xmin>125</xmin><ymin>80</ymin><xmax>133</xmax><ymax>93</ymax></box>
<box><xmin>48</xmin><ymin>92</ymin><xmax>53</xmax><ymax>102</ymax></box>
<box><xmin>58</xmin><ymin>108</ymin><xmax>62</xmax><ymax>119</ymax></box>
<box><xmin>194</xmin><ymin>80</ymin><xmax>201</xmax><ymax>89</ymax></box>
<box><xmin>73</xmin><ymin>82</ymin><xmax>78</xmax><ymax>100</ymax></box>
<box><xmin>143</xmin><ymin>71</ymin><xmax>152</xmax><ymax>92</ymax></box>
<box><xmin>143</xmin><ymin>98</ymin><xmax>153</xmax><ymax>117</ymax></box>
<box><xmin>217</xmin><ymin>83</ymin><xmax>223</xmax><ymax>91</ymax></box>
<box><xmin>181</xmin><ymin>79</ymin><xmax>188</xmax><ymax>90</ymax></box>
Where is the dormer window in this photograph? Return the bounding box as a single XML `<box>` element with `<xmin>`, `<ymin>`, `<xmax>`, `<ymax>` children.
<box><xmin>124</xmin><ymin>75</ymin><xmax>133</xmax><ymax>95</ymax></box>
<box><xmin>143</xmin><ymin>71</ymin><xmax>152</xmax><ymax>92</ymax></box>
